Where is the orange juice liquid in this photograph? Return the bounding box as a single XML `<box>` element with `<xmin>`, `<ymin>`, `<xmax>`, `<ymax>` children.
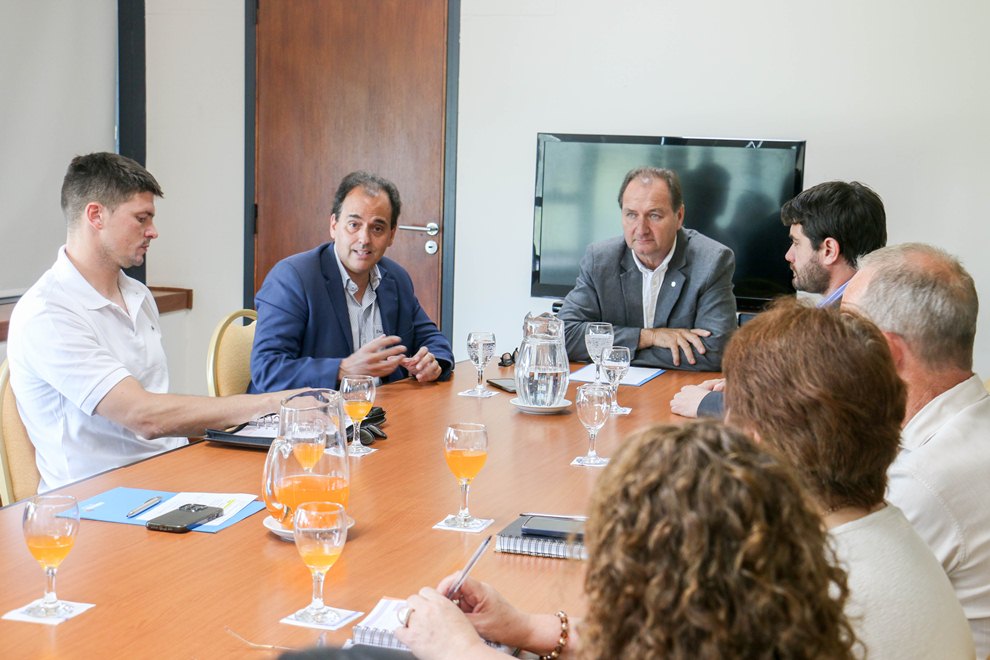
<box><xmin>343</xmin><ymin>400</ymin><xmax>372</xmax><ymax>422</ymax></box>
<box><xmin>444</xmin><ymin>449</ymin><xmax>487</xmax><ymax>481</ymax></box>
<box><xmin>291</xmin><ymin>441</ymin><xmax>325</xmax><ymax>470</ymax></box>
<box><xmin>275</xmin><ymin>474</ymin><xmax>349</xmax><ymax>528</ymax></box>
<box><xmin>26</xmin><ymin>534</ymin><xmax>75</xmax><ymax>569</ymax></box>
<box><xmin>297</xmin><ymin>543</ymin><xmax>343</xmax><ymax>573</ymax></box>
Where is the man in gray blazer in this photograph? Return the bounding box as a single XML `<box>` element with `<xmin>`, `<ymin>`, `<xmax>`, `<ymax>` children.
<box><xmin>557</xmin><ymin>167</ymin><xmax>736</xmax><ymax>371</ymax></box>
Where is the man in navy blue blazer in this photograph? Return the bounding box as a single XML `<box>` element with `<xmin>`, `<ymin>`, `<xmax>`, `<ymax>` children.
<box><xmin>249</xmin><ymin>172</ymin><xmax>453</xmax><ymax>392</ymax></box>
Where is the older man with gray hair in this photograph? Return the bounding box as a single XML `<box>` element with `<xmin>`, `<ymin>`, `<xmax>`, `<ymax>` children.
<box><xmin>842</xmin><ymin>243</ymin><xmax>990</xmax><ymax>656</ymax></box>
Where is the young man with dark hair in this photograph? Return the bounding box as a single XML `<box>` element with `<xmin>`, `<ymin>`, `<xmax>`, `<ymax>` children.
<box><xmin>671</xmin><ymin>180</ymin><xmax>887</xmax><ymax>418</ymax></box>
<box><xmin>8</xmin><ymin>153</ymin><xmax>288</xmax><ymax>491</ymax></box>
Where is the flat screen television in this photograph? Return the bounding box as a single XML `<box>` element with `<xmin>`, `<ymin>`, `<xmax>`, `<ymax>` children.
<box><xmin>531</xmin><ymin>133</ymin><xmax>806</xmax><ymax>312</ymax></box>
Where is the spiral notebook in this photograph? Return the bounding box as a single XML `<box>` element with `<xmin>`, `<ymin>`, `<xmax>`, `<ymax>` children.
<box><xmin>352</xmin><ymin>598</ymin><xmax>511</xmax><ymax>653</ymax></box>
<box><xmin>495</xmin><ymin>516</ymin><xmax>587</xmax><ymax>560</ymax></box>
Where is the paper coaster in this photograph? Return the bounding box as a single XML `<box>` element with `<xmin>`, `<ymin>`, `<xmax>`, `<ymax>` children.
<box><xmin>3</xmin><ymin>600</ymin><xmax>95</xmax><ymax>625</ymax></box>
<box><xmin>456</xmin><ymin>389</ymin><xmax>497</xmax><ymax>398</ymax></box>
<box><xmin>281</xmin><ymin>606</ymin><xmax>363</xmax><ymax>631</ymax></box>
<box><xmin>570</xmin><ymin>457</ymin><xmax>610</xmax><ymax>468</ymax></box>
<box><xmin>433</xmin><ymin>517</ymin><xmax>495</xmax><ymax>533</ymax></box>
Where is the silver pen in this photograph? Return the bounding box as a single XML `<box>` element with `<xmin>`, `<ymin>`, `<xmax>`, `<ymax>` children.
<box><xmin>126</xmin><ymin>496</ymin><xmax>163</xmax><ymax>518</ymax></box>
<box><xmin>519</xmin><ymin>512</ymin><xmax>588</xmax><ymax>521</ymax></box>
<box><xmin>445</xmin><ymin>535</ymin><xmax>492</xmax><ymax>600</ymax></box>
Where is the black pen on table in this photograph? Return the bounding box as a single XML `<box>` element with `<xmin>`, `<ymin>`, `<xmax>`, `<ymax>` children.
<box><xmin>445</xmin><ymin>535</ymin><xmax>492</xmax><ymax>600</ymax></box>
<box><xmin>126</xmin><ymin>496</ymin><xmax>162</xmax><ymax>518</ymax></box>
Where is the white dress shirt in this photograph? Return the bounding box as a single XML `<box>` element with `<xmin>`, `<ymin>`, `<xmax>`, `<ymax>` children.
<box><xmin>7</xmin><ymin>247</ymin><xmax>186</xmax><ymax>491</ymax></box>
<box><xmin>631</xmin><ymin>235</ymin><xmax>676</xmax><ymax>328</ymax></box>
<box><xmin>888</xmin><ymin>374</ymin><xmax>990</xmax><ymax>657</ymax></box>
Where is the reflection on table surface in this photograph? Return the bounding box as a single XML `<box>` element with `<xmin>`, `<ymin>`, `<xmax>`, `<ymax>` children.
<box><xmin>0</xmin><ymin>361</ymin><xmax>715</xmax><ymax>657</ymax></box>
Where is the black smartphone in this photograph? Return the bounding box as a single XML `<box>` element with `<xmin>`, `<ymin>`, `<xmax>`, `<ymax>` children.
<box><xmin>146</xmin><ymin>503</ymin><xmax>225</xmax><ymax>533</ymax></box>
<box><xmin>520</xmin><ymin>516</ymin><xmax>585</xmax><ymax>541</ymax></box>
<box><xmin>487</xmin><ymin>378</ymin><xmax>517</xmax><ymax>393</ymax></box>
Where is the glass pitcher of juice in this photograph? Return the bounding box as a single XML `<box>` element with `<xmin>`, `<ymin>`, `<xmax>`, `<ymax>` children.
<box><xmin>262</xmin><ymin>389</ymin><xmax>349</xmax><ymax>530</ymax></box>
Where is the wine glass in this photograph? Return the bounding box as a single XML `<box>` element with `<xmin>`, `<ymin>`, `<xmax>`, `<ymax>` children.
<box><xmin>442</xmin><ymin>423</ymin><xmax>489</xmax><ymax>528</ymax></box>
<box><xmin>459</xmin><ymin>331</ymin><xmax>497</xmax><ymax>397</ymax></box>
<box><xmin>340</xmin><ymin>375</ymin><xmax>375</xmax><ymax>457</ymax></box>
<box><xmin>22</xmin><ymin>495</ymin><xmax>80</xmax><ymax>617</ymax></box>
<box><xmin>584</xmin><ymin>323</ymin><xmax>613</xmax><ymax>382</ymax></box>
<box><xmin>265</xmin><ymin>390</ymin><xmax>350</xmax><ymax>530</ymax></box>
<box><xmin>601</xmin><ymin>346</ymin><xmax>632</xmax><ymax>415</ymax></box>
<box><xmin>574</xmin><ymin>383</ymin><xmax>610</xmax><ymax>467</ymax></box>
<box><xmin>292</xmin><ymin>502</ymin><xmax>348</xmax><ymax>624</ymax></box>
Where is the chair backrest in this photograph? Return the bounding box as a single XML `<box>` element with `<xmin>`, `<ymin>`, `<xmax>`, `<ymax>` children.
<box><xmin>0</xmin><ymin>359</ymin><xmax>41</xmax><ymax>506</ymax></box>
<box><xmin>206</xmin><ymin>309</ymin><xmax>258</xmax><ymax>397</ymax></box>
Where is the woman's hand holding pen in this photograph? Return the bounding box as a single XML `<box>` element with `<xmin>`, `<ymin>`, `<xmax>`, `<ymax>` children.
<box><xmin>394</xmin><ymin>585</ymin><xmax>493</xmax><ymax>660</ymax></box>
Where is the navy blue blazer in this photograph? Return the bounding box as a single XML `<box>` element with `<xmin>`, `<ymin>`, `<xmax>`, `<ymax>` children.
<box><xmin>248</xmin><ymin>243</ymin><xmax>453</xmax><ymax>392</ymax></box>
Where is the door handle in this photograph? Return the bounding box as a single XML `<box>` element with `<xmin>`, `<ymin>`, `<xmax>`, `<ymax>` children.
<box><xmin>397</xmin><ymin>222</ymin><xmax>439</xmax><ymax>236</ymax></box>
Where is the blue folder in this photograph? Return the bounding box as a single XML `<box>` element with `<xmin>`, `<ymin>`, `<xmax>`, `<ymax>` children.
<box><xmin>77</xmin><ymin>486</ymin><xmax>265</xmax><ymax>533</ymax></box>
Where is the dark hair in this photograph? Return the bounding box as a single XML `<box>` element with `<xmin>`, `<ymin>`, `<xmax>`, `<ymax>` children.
<box><xmin>582</xmin><ymin>420</ymin><xmax>856</xmax><ymax>659</ymax></box>
<box><xmin>617</xmin><ymin>167</ymin><xmax>683</xmax><ymax>211</ymax></box>
<box><xmin>723</xmin><ymin>299</ymin><xmax>904</xmax><ymax>510</ymax></box>
<box><xmin>781</xmin><ymin>181</ymin><xmax>886</xmax><ymax>268</ymax></box>
<box><xmin>331</xmin><ymin>171</ymin><xmax>402</xmax><ymax>227</ymax></box>
<box><xmin>60</xmin><ymin>152</ymin><xmax>163</xmax><ymax>224</ymax></box>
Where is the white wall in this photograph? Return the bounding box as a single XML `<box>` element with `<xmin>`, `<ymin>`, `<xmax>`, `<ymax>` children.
<box><xmin>0</xmin><ymin>0</ymin><xmax>117</xmax><ymax>299</ymax></box>
<box><xmin>452</xmin><ymin>0</ymin><xmax>990</xmax><ymax>375</ymax></box>
<box><xmin>145</xmin><ymin>0</ymin><xmax>246</xmax><ymax>394</ymax></box>
<box><xmin>142</xmin><ymin>0</ymin><xmax>990</xmax><ymax>389</ymax></box>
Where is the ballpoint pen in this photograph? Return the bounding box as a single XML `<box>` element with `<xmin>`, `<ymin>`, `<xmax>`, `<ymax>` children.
<box><xmin>444</xmin><ymin>535</ymin><xmax>492</xmax><ymax>600</ymax></box>
<box><xmin>519</xmin><ymin>512</ymin><xmax>588</xmax><ymax>521</ymax></box>
<box><xmin>126</xmin><ymin>496</ymin><xmax>163</xmax><ymax>518</ymax></box>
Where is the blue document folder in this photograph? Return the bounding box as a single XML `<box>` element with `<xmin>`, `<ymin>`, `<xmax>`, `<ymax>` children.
<box><xmin>77</xmin><ymin>486</ymin><xmax>265</xmax><ymax>533</ymax></box>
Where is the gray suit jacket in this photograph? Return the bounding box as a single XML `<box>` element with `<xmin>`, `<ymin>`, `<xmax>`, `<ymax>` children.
<box><xmin>557</xmin><ymin>229</ymin><xmax>736</xmax><ymax>371</ymax></box>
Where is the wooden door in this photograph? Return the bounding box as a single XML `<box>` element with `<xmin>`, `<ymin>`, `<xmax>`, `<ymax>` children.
<box><xmin>255</xmin><ymin>0</ymin><xmax>447</xmax><ymax>322</ymax></box>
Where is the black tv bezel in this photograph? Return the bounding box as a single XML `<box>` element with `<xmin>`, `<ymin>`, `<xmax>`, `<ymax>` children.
<box><xmin>530</xmin><ymin>132</ymin><xmax>806</xmax><ymax>311</ymax></box>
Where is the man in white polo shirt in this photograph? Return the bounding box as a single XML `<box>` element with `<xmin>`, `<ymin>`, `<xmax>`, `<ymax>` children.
<box><xmin>8</xmin><ymin>152</ymin><xmax>287</xmax><ymax>491</ymax></box>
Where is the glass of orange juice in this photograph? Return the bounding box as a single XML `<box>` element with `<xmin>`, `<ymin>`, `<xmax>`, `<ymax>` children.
<box><xmin>340</xmin><ymin>375</ymin><xmax>375</xmax><ymax>457</ymax></box>
<box><xmin>263</xmin><ymin>390</ymin><xmax>349</xmax><ymax>531</ymax></box>
<box><xmin>292</xmin><ymin>502</ymin><xmax>347</xmax><ymax>624</ymax></box>
<box><xmin>442</xmin><ymin>422</ymin><xmax>489</xmax><ymax>529</ymax></box>
<box><xmin>22</xmin><ymin>494</ymin><xmax>80</xmax><ymax>617</ymax></box>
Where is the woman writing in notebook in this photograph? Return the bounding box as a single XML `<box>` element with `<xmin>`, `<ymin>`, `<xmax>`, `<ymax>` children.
<box><xmin>395</xmin><ymin>420</ymin><xmax>856</xmax><ymax>658</ymax></box>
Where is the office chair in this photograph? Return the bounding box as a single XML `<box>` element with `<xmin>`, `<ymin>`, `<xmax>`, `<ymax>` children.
<box><xmin>0</xmin><ymin>359</ymin><xmax>41</xmax><ymax>506</ymax></box>
<box><xmin>206</xmin><ymin>309</ymin><xmax>258</xmax><ymax>397</ymax></box>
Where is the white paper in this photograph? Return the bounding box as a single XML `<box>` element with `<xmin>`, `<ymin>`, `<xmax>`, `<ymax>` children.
<box><xmin>569</xmin><ymin>363</ymin><xmax>664</xmax><ymax>386</ymax></box>
<box><xmin>357</xmin><ymin>597</ymin><xmax>406</xmax><ymax>634</ymax></box>
<box><xmin>233</xmin><ymin>425</ymin><xmax>277</xmax><ymax>438</ymax></box>
<box><xmin>137</xmin><ymin>492</ymin><xmax>258</xmax><ymax>528</ymax></box>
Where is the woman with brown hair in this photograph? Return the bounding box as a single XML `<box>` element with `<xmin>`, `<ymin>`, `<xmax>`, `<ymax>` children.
<box><xmin>394</xmin><ymin>420</ymin><xmax>856</xmax><ymax>659</ymax></box>
<box><xmin>722</xmin><ymin>299</ymin><xmax>973</xmax><ymax>658</ymax></box>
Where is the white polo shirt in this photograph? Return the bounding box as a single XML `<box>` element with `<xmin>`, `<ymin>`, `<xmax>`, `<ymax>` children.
<box><xmin>7</xmin><ymin>247</ymin><xmax>186</xmax><ymax>492</ymax></box>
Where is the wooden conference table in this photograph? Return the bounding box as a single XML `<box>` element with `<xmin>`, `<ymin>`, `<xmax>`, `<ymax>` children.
<box><xmin>0</xmin><ymin>362</ymin><xmax>713</xmax><ymax>658</ymax></box>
